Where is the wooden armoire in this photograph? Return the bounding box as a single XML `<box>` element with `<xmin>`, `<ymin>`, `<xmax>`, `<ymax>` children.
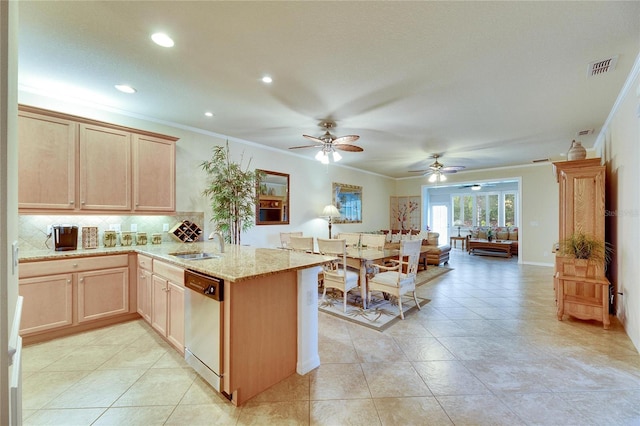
<box><xmin>553</xmin><ymin>158</ymin><xmax>610</xmax><ymax>329</ymax></box>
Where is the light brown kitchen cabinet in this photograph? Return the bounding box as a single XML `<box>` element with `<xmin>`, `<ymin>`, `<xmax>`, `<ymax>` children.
<box><xmin>133</xmin><ymin>134</ymin><xmax>176</xmax><ymax>212</ymax></box>
<box><xmin>79</xmin><ymin>124</ymin><xmax>132</xmax><ymax>211</ymax></box>
<box><xmin>18</xmin><ymin>105</ymin><xmax>178</xmax><ymax>214</ymax></box>
<box><xmin>19</xmin><ymin>274</ymin><xmax>73</xmax><ymax>335</ymax></box>
<box><xmin>151</xmin><ymin>259</ymin><xmax>185</xmax><ymax>353</ymax></box>
<box><xmin>137</xmin><ymin>254</ymin><xmax>153</xmax><ymax>323</ymax></box>
<box><xmin>77</xmin><ymin>267</ymin><xmax>129</xmax><ymax>323</ymax></box>
<box><xmin>18</xmin><ymin>254</ymin><xmax>137</xmax><ymax>344</ymax></box>
<box><xmin>18</xmin><ymin>111</ymin><xmax>77</xmax><ymax>210</ymax></box>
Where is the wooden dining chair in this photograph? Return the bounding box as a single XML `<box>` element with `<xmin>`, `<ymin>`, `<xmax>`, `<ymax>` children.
<box><xmin>279</xmin><ymin>231</ymin><xmax>303</xmax><ymax>248</ymax></box>
<box><xmin>317</xmin><ymin>238</ymin><xmax>360</xmax><ymax>312</ymax></box>
<box><xmin>288</xmin><ymin>236</ymin><xmax>314</xmax><ymax>252</ymax></box>
<box><xmin>361</xmin><ymin>233</ymin><xmax>386</xmax><ymax>249</ymax></box>
<box><xmin>367</xmin><ymin>239</ymin><xmax>422</xmax><ymax>319</ymax></box>
<box><xmin>335</xmin><ymin>232</ymin><xmax>361</xmax><ymax>247</ymax></box>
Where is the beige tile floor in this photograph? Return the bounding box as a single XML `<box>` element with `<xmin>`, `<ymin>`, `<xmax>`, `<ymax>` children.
<box><xmin>22</xmin><ymin>249</ymin><xmax>640</xmax><ymax>425</ymax></box>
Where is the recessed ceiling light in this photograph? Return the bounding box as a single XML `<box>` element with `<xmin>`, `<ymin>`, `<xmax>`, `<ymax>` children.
<box><xmin>205</xmin><ymin>112</ymin><xmax>214</xmax><ymax>117</ymax></box>
<box><xmin>151</xmin><ymin>32</ymin><xmax>174</xmax><ymax>48</ymax></box>
<box><xmin>261</xmin><ymin>76</ymin><xmax>273</xmax><ymax>84</ymax></box>
<box><xmin>114</xmin><ymin>84</ymin><xmax>136</xmax><ymax>94</ymax></box>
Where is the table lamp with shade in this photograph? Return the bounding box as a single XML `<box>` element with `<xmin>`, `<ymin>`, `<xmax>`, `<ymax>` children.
<box><xmin>454</xmin><ymin>220</ymin><xmax>463</xmax><ymax>237</ymax></box>
<box><xmin>321</xmin><ymin>204</ymin><xmax>341</xmax><ymax>238</ymax></box>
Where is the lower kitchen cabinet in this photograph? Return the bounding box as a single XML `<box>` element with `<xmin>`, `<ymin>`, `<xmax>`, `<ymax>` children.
<box><xmin>137</xmin><ymin>254</ymin><xmax>153</xmax><ymax>323</ymax></box>
<box><xmin>19</xmin><ymin>274</ymin><xmax>73</xmax><ymax>335</ymax></box>
<box><xmin>77</xmin><ymin>267</ymin><xmax>129</xmax><ymax>323</ymax></box>
<box><xmin>151</xmin><ymin>259</ymin><xmax>185</xmax><ymax>353</ymax></box>
<box><xmin>18</xmin><ymin>254</ymin><xmax>136</xmax><ymax>343</ymax></box>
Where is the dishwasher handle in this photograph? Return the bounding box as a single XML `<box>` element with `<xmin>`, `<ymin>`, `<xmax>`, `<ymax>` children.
<box><xmin>185</xmin><ymin>270</ymin><xmax>224</xmax><ymax>301</ymax></box>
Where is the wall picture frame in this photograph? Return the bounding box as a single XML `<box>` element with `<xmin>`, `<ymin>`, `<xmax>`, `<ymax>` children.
<box><xmin>332</xmin><ymin>182</ymin><xmax>362</xmax><ymax>223</ymax></box>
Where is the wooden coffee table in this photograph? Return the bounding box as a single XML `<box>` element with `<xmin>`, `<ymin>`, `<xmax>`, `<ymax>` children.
<box><xmin>468</xmin><ymin>239</ymin><xmax>512</xmax><ymax>258</ymax></box>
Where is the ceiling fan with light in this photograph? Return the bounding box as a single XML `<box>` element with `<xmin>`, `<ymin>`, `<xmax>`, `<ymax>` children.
<box><xmin>409</xmin><ymin>154</ymin><xmax>465</xmax><ymax>182</ymax></box>
<box><xmin>289</xmin><ymin>122</ymin><xmax>363</xmax><ymax>164</ymax></box>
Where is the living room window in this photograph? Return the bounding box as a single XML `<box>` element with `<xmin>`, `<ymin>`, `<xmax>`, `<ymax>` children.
<box><xmin>452</xmin><ymin>192</ymin><xmax>518</xmax><ymax>227</ymax></box>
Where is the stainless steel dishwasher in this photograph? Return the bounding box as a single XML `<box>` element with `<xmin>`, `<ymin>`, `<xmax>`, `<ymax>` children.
<box><xmin>184</xmin><ymin>269</ymin><xmax>224</xmax><ymax>392</ymax></box>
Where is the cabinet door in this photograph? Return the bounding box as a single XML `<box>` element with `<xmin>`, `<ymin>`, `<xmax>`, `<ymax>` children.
<box><xmin>151</xmin><ymin>275</ymin><xmax>168</xmax><ymax>336</ymax></box>
<box><xmin>18</xmin><ymin>112</ymin><xmax>77</xmax><ymax>210</ymax></box>
<box><xmin>133</xmin><ymin>134</ymin><xmax>176</xmax><ymax>212</ymax></box>
<box><xmin>79</xmin><ymin>124</ymin><xmax>131</xmax><ymax>211</ymax></box>
<box><xmin>137</xmin><ymin>268</ymin><xmax>152</xmax><ymax>323</ymax></box>
<box><xmin>19</xmin><ymin>274</ymin><xmax>73</xmax><ymax>335</ymax></box>
<box><xmin>77</xmin><ymin>267</ymin><xmax>129</xmax><ymax>323</ymax></box>
<box><xmin>167</xmin><ymin>281</ymin><xmax>185</xmax><ymax>352</ymax></box>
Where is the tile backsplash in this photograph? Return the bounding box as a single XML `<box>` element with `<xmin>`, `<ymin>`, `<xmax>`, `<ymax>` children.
<box><xmin>19</xmin><ymin>212</ymin><xmax>205</xmax><ymax>250</ymax></box>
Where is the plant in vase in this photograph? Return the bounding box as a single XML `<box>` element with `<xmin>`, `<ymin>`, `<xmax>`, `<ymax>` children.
<box><xmin>558</xmin><ymin>232</ymin><xmax>612</xmax><ymax>277</ymax></box>
<box><xmin>201</xmin><ymin>141</ymin><xmax>263</xmax><ymax>245</ymax></box>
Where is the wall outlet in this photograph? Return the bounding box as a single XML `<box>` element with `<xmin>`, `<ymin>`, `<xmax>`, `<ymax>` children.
<box><xmin>163</xmin><ymin>223</ymin><xmax>170</xmax><ymax>232</ymax></box>
<box><xmin>131</xmin><ymin>224</ymin><xmax>137</xmax><ymax>232</ymax></box>
<box><xmin>46</xmin><ymin>225</ymin><xmax>53</xmax><ymax>236</ymax></box>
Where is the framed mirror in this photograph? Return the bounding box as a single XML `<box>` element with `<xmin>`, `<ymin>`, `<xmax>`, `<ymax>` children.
<box><xmin>256</xmin><ymin>170</ymin><xmax>290</xmax><ymax>225</ymax></box>
<box><xmin>332</xmin><ymin>182</ymin><xmax>362</xmax><ymax>223</ymax></box>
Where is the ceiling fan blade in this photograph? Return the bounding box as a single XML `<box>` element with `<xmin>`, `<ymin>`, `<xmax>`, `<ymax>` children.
<box><xmin>288</xmin><ymin>144</ymin><xmax>322</xmax><ymax>150</ymax></box>
<box><xmin>302</xmin><ymin>134</ymin><xmax>324</xmax><ymax>144</ymax></box>
<box><xmin>441</xmin><ymin>166</ymin><xmax>466</xmax><ymax>172</ymax></box>
<box><xmin>441</xmin><ymin>169</ymin><xmax>459</xmax><ymax>174</ymax></box>
<box><xmin>333</xmin><ymin>144</ymin><xmax>363</xmax><ymax>152</ymax></box>
<box><xmin>332</xmin><ymin>135</ymin><xmax>360</xmax><ymax>144</ymax></box>
<box><xmin>408</xmin><ymin>169</ymin><xmax>431</xmax><ymax>173</ymax></box>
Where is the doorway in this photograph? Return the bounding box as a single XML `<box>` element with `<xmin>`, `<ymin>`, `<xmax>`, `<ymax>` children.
<box><xmin>430</xmin><ymin>204</ymin><xmax>448</xmax><ymax>244</ymax></box>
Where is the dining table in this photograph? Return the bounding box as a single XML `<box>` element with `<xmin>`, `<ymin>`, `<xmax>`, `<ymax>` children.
<box><xmin>344</xmin><ymin>246</ymin><xmax>400</xmax><ymax>309</ymax></box>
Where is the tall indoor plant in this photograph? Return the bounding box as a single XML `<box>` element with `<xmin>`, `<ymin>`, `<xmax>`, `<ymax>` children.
<box><xmin>200</xmin><ymin>142</ymin><xmax>261</xmax><ymax>245</ymax></box>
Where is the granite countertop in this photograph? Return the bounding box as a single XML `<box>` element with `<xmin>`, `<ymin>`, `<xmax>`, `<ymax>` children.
<box><xmin>19</xmin><ymin>241</ymin><xmax>334</xmax><ymax>282</ymax></box>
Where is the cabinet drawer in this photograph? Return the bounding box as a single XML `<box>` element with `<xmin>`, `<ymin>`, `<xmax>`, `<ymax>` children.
<box><xmin>153</xmin><ymin>260</ymin><xmax>184</xmax><ymax>285</ymax></box>
<box><xmin>20</xmin><ymin>254</ymin><xmax>129</xmax><ymax>278</ymax></box>
<box><xmin>137</xmin><ymin>254</ymin><xmax>153</xmax><ymax>271</ymax></box>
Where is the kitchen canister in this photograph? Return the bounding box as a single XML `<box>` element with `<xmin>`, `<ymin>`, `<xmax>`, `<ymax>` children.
<box><xmin>82</xmin><ymin>226</ymin><xmax>98</xmax><ymax>249</ymax></box>
<box><xmin>567</xmin><ymin>140</ymin><xmax>587</xmax><ymax>161</ymax></box>
<box><xmin>121</xmin><ymin>231</ymin><xmax>134</xmax><ymax>246</ymax></box>
<box><xmin>136</xmin><ymin>232</ymin><xmax>147</xmax><ymax>245</ymax></box>
<box><xmin>152</xmin><ymin>233</ymin><xmax>163</xmax><ymax>244</ymax></box>
<box><xmin>103</xmin><ymin>230</ymin><xmax>117</xmax><ymax>247</ymax></box>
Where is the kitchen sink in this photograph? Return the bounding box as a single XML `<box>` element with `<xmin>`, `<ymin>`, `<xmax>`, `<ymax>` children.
<box><xmin>169</xmin><ymin>252</ymin><xmax>220</xmax><ymax>260</ymax></box>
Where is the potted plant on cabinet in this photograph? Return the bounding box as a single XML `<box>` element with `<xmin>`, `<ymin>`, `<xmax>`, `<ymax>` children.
<box><xmin>557</xmin><ymin>232</ymin><xmax>612</xmax><ymax>278</ymax></box>
<box><xmin>200</xmin><ymin>142</ymin><xmax>262</xmax><ymax>245</ymax></box>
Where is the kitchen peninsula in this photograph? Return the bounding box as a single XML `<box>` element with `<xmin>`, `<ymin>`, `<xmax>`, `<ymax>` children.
<box><xmin>19</xmin><ymin>242</ymin><xmax>334</xmax><ymax>406</ymax></box>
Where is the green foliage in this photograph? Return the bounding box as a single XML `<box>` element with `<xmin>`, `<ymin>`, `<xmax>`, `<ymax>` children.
<box><xmin>200</xmin><ymin>142</ymin><xmax>261</xmax><ymax>245</ymax></box>
<box><xmin>559</xmin><ymin>232</ymin><xmax>612</xmax><ymax>264</ymax></box>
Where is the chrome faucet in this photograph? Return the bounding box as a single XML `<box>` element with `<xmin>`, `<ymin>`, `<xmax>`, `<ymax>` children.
<box><xmin>209</xmin><ymin>232</ymin><xmax>225</xmax><ymax>253</ymax></box>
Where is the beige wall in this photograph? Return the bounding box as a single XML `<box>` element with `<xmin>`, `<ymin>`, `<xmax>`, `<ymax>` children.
<box><xmin>601</xmin><ymin>55</ymin><xmax>640</xmax><ymax>351</ymax></box>
<box><xmin>395</xmin><ymin>163</ymin><xmax>559</xmax><ymax>266</ymax></box>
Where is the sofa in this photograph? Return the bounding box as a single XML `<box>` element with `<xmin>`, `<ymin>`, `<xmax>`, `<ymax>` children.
<box><xmin>468</xmin><ymin>226</ymin><xmax>518</xmax><ymax>255</ymax></box>
<box><xmin>379</xmin><ymin>230</ymin><xmax>451</xmax><ymax>267</ymax></box>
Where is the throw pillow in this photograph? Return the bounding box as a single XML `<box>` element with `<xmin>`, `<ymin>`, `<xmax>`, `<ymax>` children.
<box><xmin>509</xmin><ymin>227</ymin><xmax>518</xmax><ymax>241</ymax></box>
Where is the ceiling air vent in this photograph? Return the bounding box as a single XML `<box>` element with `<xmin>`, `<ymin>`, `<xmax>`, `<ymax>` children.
<box><xmin>587</xmin><ymin>56</ymin><xmax>618</xmax><ymax>77</ymax></box>
<box><xmin>576</xmin><ymin>129</ymin><xmax>594</xmax><ymax>137</ymax></box>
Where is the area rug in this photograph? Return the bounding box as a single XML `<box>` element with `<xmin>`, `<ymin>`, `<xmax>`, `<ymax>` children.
<box><xmin>318</xmin><ymin>266</ymin><xmax>452</xmax><ymax>331</ymax></box>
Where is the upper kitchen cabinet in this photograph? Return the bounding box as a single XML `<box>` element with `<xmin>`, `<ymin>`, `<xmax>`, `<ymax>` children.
<box><xmin>18</xmin><ymin>105</ymin><xmax>178</xmax><ymax>214</ymax></box>
<box><xmin>133</xmin><ymin>134</ymin><xmax>176</xmax><ymax>212</ymax></box>
<box><xmin>18</xmin><ymin>111</ymin><xmax>77</xmax><ymax>210</ymax></box>
<box><xmin>79</xmin><ymin>124</ymin><xmax>132</xmax><ymax>211</ymax></box>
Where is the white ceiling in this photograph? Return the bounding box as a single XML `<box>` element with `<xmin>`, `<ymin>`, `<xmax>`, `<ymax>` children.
<box><xmin>17</xmin><ymin>1</ymin><xmax>640</xmax><ymax>178</ymax></box>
